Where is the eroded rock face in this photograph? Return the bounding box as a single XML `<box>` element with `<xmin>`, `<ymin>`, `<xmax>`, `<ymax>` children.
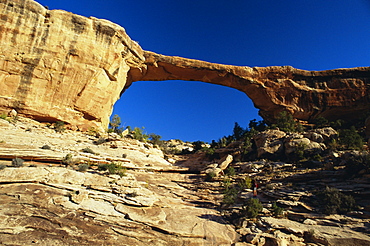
<box><xmin>136</xmin><ymin>52</ymin><xmax>370</xmax><ymax>123</ymax></box>
<box><xmin>0</xmin><ymin>0</ymin><xmax>144</xmax><ymax>130</ymax></box>
<box><xmin>1</xmin><ymin>0</ymin><xmax>369</xmax><ymax>131</ymax></box>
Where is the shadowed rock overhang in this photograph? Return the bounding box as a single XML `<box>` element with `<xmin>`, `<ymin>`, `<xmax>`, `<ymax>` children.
<box><xmin>0</xmin><ymin>0</ymin><xmax>369</xmax><ymax>130</ymax></box>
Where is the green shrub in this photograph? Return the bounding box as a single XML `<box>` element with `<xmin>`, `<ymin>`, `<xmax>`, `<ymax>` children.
<box><xmin>54</xmin><ymin>121</ymin><xmax>66</xmax><ymax>133</ymax></box>
<box><xmin>0</xmin><ymin>164</ymin><xmax>6</xmax><ymax>170</ymax></box>
<box><xmin>272</xmin><ymin>202</ymin><xmax>284</xmax><ymax>217</ymax></box>
<box><xmin>344</xmin><ymin>152</ymin><xmax>370</xmax><ymax>176</ymax></box>
<box><xmin>223</xmin><ymin>186</ymin><xmax>238</xmax><ymax>204</ymax></box>
<box><xmin>0</xmin><ymin>113</ymin><xmax>7</xmax><ymax>120</ymax></box>
<box><xmin>273</xmin><ymin>111</ymin><xmax>303</xmax><ymax>133</ymax></box>
<box><xmin>94</xmin><ymin>137</ymin><xmax>106</xmax><ymax>145</ymax></box>
<box><xmin>149</xmin><ymin>133</ymin><xmax>162</xmax><ymax>146</ymax></box>
<box><xmin>78</xmin><ymin>163</ymin><xmax>89</xmax><ymax>172</ymax></box>
<box><xmin>132</xmin><ymin>127</ymin><xmax>148</xmax><ymax>141</ymax></box>
<box><xmin>205</xmin><ymin>171</ymin><xmax>217</xmax><ymax>181</ymax></box>
<box><xmin>225</xmin><ymin>166</ymin><xmax>236</xmax><ymax>176</ymax></box>
<box><xmin>315</xmin><ymin>187</ymin><xmax>357</xmax><ymax>214</ymax></box>
<box><xmin>41</xmin><ymin>145</ymin><xmax>51</xmax><ymax>150</ymax></box>
<box><xmin>241</xmin><ymin>198</ymin><xmax>263</xmax><ymax>218</ymax></box>
<box><xmin>62</xmin><ymin>153</ymin><xmax>75</xmax><ymax>165</ymax></box>
<box><xmin>192</xmin><ymin>140</ymin><xmax>206</xmax><ymax>152</ymax></box>
<box><xmin>339</xmin><ymin>126</ymin><xmax>364</xmax><ymax>150</ymax></box>
<box><xmin>109</xmin><ymin>114</ymin><xmax>123</xmax><ymax>134</ymax></box>
<box><xmin>12</xmin><ymin>157</ymin><xmax>24</xmax><ymax>167</ymax></box>
<box><xmin>98</xmin><ymin>162</ymin><xmax>126</xmax><ymax>176</ymax></box>
<box><xmin>81</xmin><ymin>147</ymin><xmax>96</xmax><ymax>154</ymax></box>
<box><xmin>238</xmin><ymin>176</ymin><xmax>252</xmax><ymax>189</ymax></box>
<box><xmin>312</xmin><ymin>116</ymin><xmax>329</xmax><ymax>128</ymax></box>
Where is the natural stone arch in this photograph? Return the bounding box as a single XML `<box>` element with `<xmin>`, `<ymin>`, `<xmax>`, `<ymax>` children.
<box><xmin>0</xmin><ymin>0</ymin><xmax>369</xmax><ymax>132</ymax></box>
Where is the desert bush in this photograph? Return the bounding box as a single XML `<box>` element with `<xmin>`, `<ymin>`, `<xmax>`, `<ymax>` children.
<box><xmin>315</xmin><ymin>186</ymin><xmax>357</xmax><ymax>214</ymax></box>
<box><xmin>98</xmin><ymin>162</ymin><xmax>126</xmax><ymax>176</ymax></box>
<box><xmin>273</xmin><ymin>111</ymin><xmax>303</xmax><ymax>133</ymax></box>
<box><xmin>132</xmin><ymin>127</ymin><xmax>148</xmax><ymax>141</ymax></box>
<box><xmin>109</xmin><ymin>114</ymin><xmax>123</xmax><ymax>134</ymax></box>
<box><xmin>0</xmin><ymin>113</ymin><xmax>7</xmax><ymax>120</ymax></box>
<box><xmin>87</xmin><ymin>127</ymin><xmax>99</xmax><ymax>137</ymax></box>
<box><xmin>41</xmin><ymin>145</ymin><xmax>51</xmax><ymax>150</ymax></box>
<box><xmin>205</xmin><ymin>171</ymin><xmax>217</xmax><ymax>181</ymax></box>
<box><xmin>344</xmin><ymin>152</ymin><xmax>370</xmax><ymax>176</ymax></box>
<box><xmin>94</xmin><ymin>137</ymin><xmax>106</xmax><ymax>145</ymax></box>
<box><xmin>225</xmin><ymin>166</ymin><xmax>236</xmax><ymax>176</ymax></box>
<box><xmin>78</xmin><ymin>163</ymin><xmax>89</xmax><ymax>172</ymax></box>
<box><xmin>338</xmin><ymin>126</ymin><xmax>364</xmax><ymax>150</ymax></box>
<box><xmin>223</xmin><ymin>186</ymin><xmax>238</xmax><ymax>204</ymax></box>
<box><xmin>238</xmin><ymin>176</ymin><xmax>252</xmax><ymax>189</ymax></box>
<box><xmin>62</xmin><ymin>153</ymin><xmax>75</xmax><ymax>165</ymax></box>
<box><xmin>312</xmin><ymin>116</ymin><xmax>329</xmax><ymax>128</ymax></box>
<box><xmin>81</xmin><ymin>147</ymin><xmax>96</xmax><ymax>154</ymax></box>
<box><xmin>0</xmin><ymin>164</ymin><xmax>6</xmax><ymax>170</ymax></box>
<box><xmin>54</xmin><ymin>121</ymin><xmax>66</xmax><ymax>133</ymax></box>
<box><xmin>292</xmin><ymin>142</ymin><xmax>307</xmax><ymax>162</ymax></box>
<box><xmin>12</xmin><ymin>157</ymin><xmax>24</xmax><ymax>167</ymax></box>
<box><xmin>272</xmin><ymin>202</ymin><xmax>284</xmax><ymax>217</ymax></box>
<box><xmin>148</xmin><ymin>133</ymin><xmax>162</xmax><ymax>146</ymax></box>
<box><xmin>241</xmin><ymin>198</ymin><xmax>263</xmax><ymax>218</ymax></box>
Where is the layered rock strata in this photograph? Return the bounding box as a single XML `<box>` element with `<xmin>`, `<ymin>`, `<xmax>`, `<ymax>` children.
<box><xmin>135</xmin><ymin>52</ymin><xmax>370</xmax><ymax>123</ymax></box>
<box><xmin>0</xmin><ymin>0</ymin><xmax>369</xmax><ymax>130</ymax></box>
<box><xmin>0</xmin><ymin>0</ymin><xmax>144</xmax><ymax>130</ymax></box>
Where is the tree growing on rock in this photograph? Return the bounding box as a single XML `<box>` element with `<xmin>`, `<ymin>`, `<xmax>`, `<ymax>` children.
<box><xmin>109</xmin><ymin>114</ymin><xmax>123</xmax><ymax>134</ymax></box>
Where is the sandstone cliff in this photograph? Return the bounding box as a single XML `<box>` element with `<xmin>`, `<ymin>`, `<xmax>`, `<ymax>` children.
<box><xmin>1</xmin><ymin>0</ymin><xmax>369</xmax><ymax>131</ymax></box>
<box><xmin>0</xmin><ymin>0</ymin><xmax>144</xmax><ymax>130</ymax></box>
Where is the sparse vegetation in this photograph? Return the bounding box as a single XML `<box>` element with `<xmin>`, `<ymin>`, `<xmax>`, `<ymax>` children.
<box><xmin>54</xmin><ymin>121</ymin><xmax>66</xmax><ymax>133</ymax></box>
<box><xmin>78</xmin><ymin>163</ymin><xmax>89</xmax><ymax>172</ymax></box>
<box><xmin>224</xmin><ymin>166</ymin><xmax>236</xmax><ymax>176</ymax></box>
<box><xmin>273</xmin><ymin>111</ymin><xmax>303</xmax><ymax>133</ymax></box>
<box><xmin>0</xmin><ymin>113</ymin><xmax>7</xmax><ymax>120</ymax></box>
<box><xmin>109</xmin><ymin>114</ymin><xmax>123</xmax><ymax>134</ymax></box>
<box><xmin>205</xmin><ymin>171</ymin><xmax>217</xmax><ymax>181</ymax></box>
<box><xmin>12</xmin><ymin>157</ymin><xmax>24</xmax><ymax>167</ymax></box>
<box><xmin>94</xmin><ymin>137</ymin><xmax>106</xmax><ymax>145</ymax></box>
<box><xmin>131</xmin><ymin>127</ymin><xmax>149</xmax><ymax>142</ymax></box>
<box><xmin>62</xmin><ymin>153</ymin><xmax>76</xmax><ymax>166</ymax></box>
<box><xmin>0</xmin><ymin>164</ymin><xmax>6</xmax><ymax>170</ymax></box>
<box><xmin>41</xmin><ymin>145</ymin><xmax>51</xmax><ymax>150</ymax></box>
<box><xmin>315</xmin><ymin>187</ymin><xmax>357</xmax><ymax>215</ymax></box>
<box><xmin>98</xmin><ymin>162</ymin><xmax>126</xmax><ymax>176</ymax></box>
<box><xmin>272</xmin><ymin>202</ymin><xmax>284</xmax><ymax>217</ymax></box>
<box><xmin>338</xmin><ymin>126</ymin><xmax>364</xmax><ymax>150</ymax></box>
<box><xmin>241</xmin><ymin>198</ymin><xmax>263</xmax><ymax>218</ymax></box>
<box><xmin>81</xmin><ymin>147</ymin><xmax>96</xmax><ymax>155</ymax></box>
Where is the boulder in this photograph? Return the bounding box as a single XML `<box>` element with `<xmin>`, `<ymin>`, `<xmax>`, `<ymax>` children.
<box><xmin>218</xmin><ymin>154</ymin><xmax>233</xmax><ymax>170</ymax></box>
<box><xmin>254</xmin><ymin>129</ymin><xmax>286</xmax><ymax>158</ymax></box>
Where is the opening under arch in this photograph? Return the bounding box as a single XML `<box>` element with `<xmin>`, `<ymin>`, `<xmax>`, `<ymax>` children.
<box><xmin>111</xmin><ymin>80</ymin><xmax>261</xmax><ymax>143</ymax></box>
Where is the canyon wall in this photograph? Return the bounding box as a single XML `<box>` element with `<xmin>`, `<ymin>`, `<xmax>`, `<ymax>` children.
<box><xmin>1</xmin><ymin>0</ymin><xmax>369</xmax><ymax>130</ymax></box>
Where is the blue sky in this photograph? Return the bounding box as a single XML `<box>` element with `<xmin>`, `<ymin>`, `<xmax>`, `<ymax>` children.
<box><xmin>37</xmin><ymin>0</ymin><xmax>370</xmax><ymax>142</ymax></box>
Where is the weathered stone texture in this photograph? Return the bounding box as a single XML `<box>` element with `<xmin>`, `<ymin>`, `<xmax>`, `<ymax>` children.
<box><xmin>1</xmin><ymin>0</ymin><xmax>369</xmax><ymax>130</ymax></box>
<box><xmin>138</xmin><ymin>52</ymin><xmax>370</xmax><ymax>123</ymax></box>
<box><xmin>0</xmin><ymin>0</ymin><xmax>144</xmax><ymax>130</ymax></box>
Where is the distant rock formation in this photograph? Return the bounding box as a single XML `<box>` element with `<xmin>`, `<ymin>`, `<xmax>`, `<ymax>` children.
<box><xmin>1</xmin><ymin>0</ymin><xmax>369</xmax><ymax>130</ymax></box>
